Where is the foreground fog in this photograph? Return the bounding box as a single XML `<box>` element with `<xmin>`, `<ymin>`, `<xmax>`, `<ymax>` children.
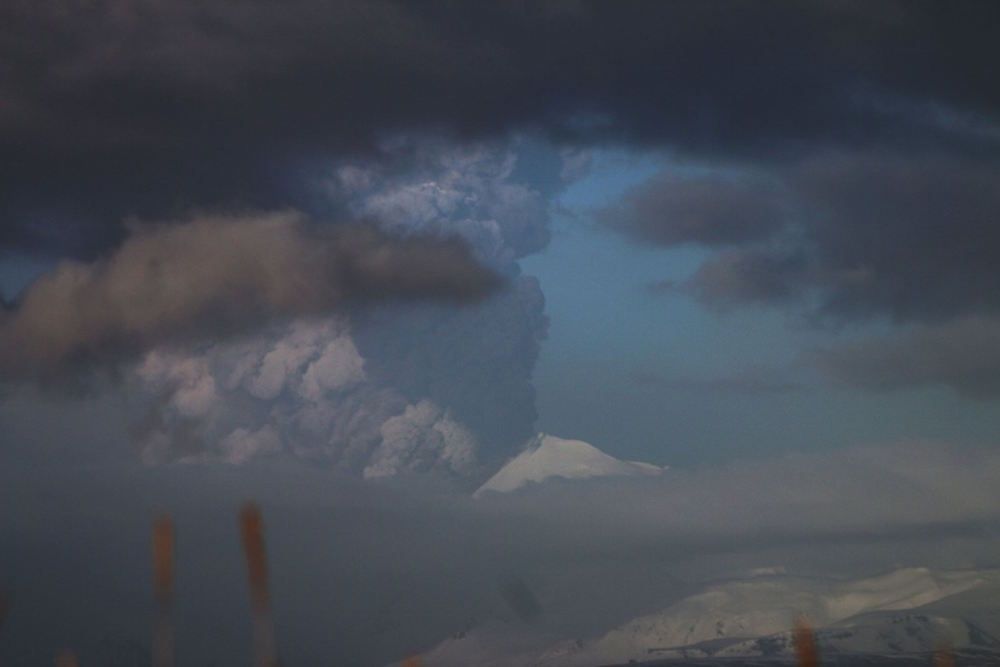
<box><xmin>3</xmin><ymin>436</ymin><xmax>1000</xmax><ymax>665</ymax></box>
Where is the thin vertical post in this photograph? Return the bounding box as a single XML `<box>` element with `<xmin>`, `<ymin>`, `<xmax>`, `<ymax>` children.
<box><xmin>240</xmin><ymin>503</ymin><xmax>277</xmax><ymax>667</ymax></box>
<box><xmin>54</xmin><ymin>650</ymin><xmax>78</xmax><ymax>667</ymax></box>
<box><xmin>152</xmin><ymin>515</ymin><xmax>175</xmax><ymax>667</ymax></box>
<box><xmin>792</xmin><ymin>615</ymin><xmax>820</xmax><ymax>667</ymax></box>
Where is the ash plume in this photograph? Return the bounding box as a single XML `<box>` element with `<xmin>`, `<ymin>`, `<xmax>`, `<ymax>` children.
<box><xmin>128</xmin><ymin>140</ymin><xmax>557</xmax><ymax>477</ymax></box>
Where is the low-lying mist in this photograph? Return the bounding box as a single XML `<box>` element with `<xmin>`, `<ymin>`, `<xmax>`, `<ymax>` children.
<box><xmin>3</xmin><ymin>439</ymin><xmax>1000</xmax><ymax>666</ymax></box>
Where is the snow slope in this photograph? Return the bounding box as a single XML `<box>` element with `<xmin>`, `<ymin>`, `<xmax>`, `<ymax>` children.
<box><xmin>474</xmin><ymin>433</ymin><xmax>665</xmax><ymax>497</ymax></box>
<box><xmin>404</xmin><ymin>567</ymin><xmax>1000</xmax><ymax>666</ymax></box>
<box><xmin>554</xmin><ymin>567</ymin><xmax>997</xmax><ymax>665</ymax></box>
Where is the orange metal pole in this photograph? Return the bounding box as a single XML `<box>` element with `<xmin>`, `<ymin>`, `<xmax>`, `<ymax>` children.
<box><xmin>240</xmin><ymin>503</ymin><xmax>277</xmax><ymax>667</ymax></box>
<box><xmin>792</xmin><ymin>615</ymin><xmax>820</xmax><ymax>667</ymax></box>
<box><xmin>933</xmin><ymin>643</ymin><xmax>955</xmax><ymax>667</ymax></box>
<box><xmin>54</xmin><ymin>650</ymin><xmax>78</xmax><ymax>667</ymax></box>
<box><xmin>152</xmin><ymin>515</ymin><xmax>175</xmax><ymax>667</ymax></box>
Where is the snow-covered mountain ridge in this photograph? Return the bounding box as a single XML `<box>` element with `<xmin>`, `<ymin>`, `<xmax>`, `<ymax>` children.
<box><xmin>402</xmin><ymin>567</ymin><xmax>1000</xmax><ymax>666</ymax></box>
<box><xmin>474</xmin><ymin>433</ymin><xmax>665</xmax><ymax>497</ymax></box>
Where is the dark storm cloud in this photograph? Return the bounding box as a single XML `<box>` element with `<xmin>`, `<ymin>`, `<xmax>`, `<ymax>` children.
<box><xmin>791</xmin><ymin>153</ymin><xmax>1000</xmax><ymax>322</ymax></box>
<box><xmin>623</xmin><ymin>152</ymin><xmax>1000</xmax><ymax>322</ymax></box>
<box><xmin>3</xmin><ymin>1</ymin><xmax>1000</xmax><ymax>258</ymax></box>
<box><xmin>798</xmin><ymin>156</ymin><xmax>1000</xmax><ymax>320</ymax></box>
<box><xmin>0</xmin><ymin>212</ymin><xmax>497</xmax><ymax>378</ymax></box>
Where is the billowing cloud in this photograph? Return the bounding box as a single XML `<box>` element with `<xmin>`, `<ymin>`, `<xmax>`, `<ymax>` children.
<box><xmin>327</xmin><ymin>138</ymin><xmax>552</xmax><ymax>265</ymax></box>
<box><xmin>123</xmin><ymin>141</ymin><xmax>552</xmax><ymax>475</ymax></box>
<box><xmin>364</xmin><ymin>400</ymin><xmax>479</xmax><ymax>480</ymax></box>
<box><xmin>0</xmin><ymin>212</ymin><xmax>498</xmax><ymax>378</ymax></box>
<box><xmin>131</xmin><ymin>316</ymin><xmax>487</xmax><ymax>475</ymax></box>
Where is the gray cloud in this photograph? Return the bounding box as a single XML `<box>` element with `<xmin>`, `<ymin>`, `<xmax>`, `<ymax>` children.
<box><xmin>604</xmin><ymin>171</ymin><xmax>789</xmax><ymax>247</ymax></box>
<box><xmin>0</xmin><ymin>212</ymin><xmax>498</xmax><ymax>378</ymax></box>
<box><xmin>628</xmin><ymin>153</ymin><xmax>1000</xmax><ymax>324</ymax></box>
<box><xmin>813</xmin><ymin>316</ymin><xmax>1000</xmax><ymax>398</ymax></box>
<box><xmin>4</xmin><ymin>2</ymin><xmax>1000</xmax><ymax>259</ymax></box>
<box><xmin>617</xmin><ymin>153</ymin><xmax>1000</xmax><ymax>323</ymax></box>
<box><xmin>683</xmin><ymin>247</ymin><xmax>808</xmax><ymax>308</ymax></box>
<box><xmin>790</xmin><ymin>153</ymin><xmax>1000</xmax><ymax>323</ymax></box>
<box><xmin>608</xmin><ymin>151</ymin><xmax>1000</xmax><ymax>398</ymax></box>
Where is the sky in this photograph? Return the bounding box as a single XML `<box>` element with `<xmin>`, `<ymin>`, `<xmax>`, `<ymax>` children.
<box><xmin>3</xmin><ymin>2</ymin><xmax>1000</xmax><ymax>665</ymax></box>
<box><xmin>525</xmin><ymin>151</ymin><xmax>1000</xmax><ymax>466</ymax></box>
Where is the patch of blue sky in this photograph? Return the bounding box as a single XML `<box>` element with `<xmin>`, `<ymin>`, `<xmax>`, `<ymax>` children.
<box><xmin>525</xmin><ymin>150</ymin><xmax>814</xmax><ymax>381</ymax></box>
<box><xmin>521</xmin><ymin>149</ymin><xmax>1000</xmax><ymax>465</ymax></box>
<box><xmin>0</xmin><ymin>254</ymin><xmax>53</xmax><ymax>301</ymax></box>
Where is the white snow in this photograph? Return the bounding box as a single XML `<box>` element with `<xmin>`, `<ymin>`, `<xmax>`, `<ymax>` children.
<box><xmin>570</xmin><ymin>567</ymin><xmax>994</xmax><ymax>664</ymax></box>
<box><xmin>473</xmin><ymin>433</ymin><xmax>665</xmax><ymax>497</ymax></box>
<box><xmin>404</xmin><ymin>567</ymin><xmax>1000</xmax><ymax>666</ymax></box>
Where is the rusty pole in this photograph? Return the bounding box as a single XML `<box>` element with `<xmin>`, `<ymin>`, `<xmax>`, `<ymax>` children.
<box><xmin>240</xmin><ymin>503</ymin><xmax>277</xmax><ymax>667</ymax></box>
<box><xmin>152</xmin><ymin>514</ymin><xmax>175</xmax><ymax>667</ymax></box>
<box><xmin>54</xmin><ymin>650</ymin><xmax>79</xmax><ymax>667</ymax></box>
<box><xmin>792</xmin><ymin>615</ymin><xmax>820</xmax><ymax>667</ymax></box>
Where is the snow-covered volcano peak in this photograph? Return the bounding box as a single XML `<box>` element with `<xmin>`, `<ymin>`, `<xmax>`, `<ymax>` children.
<box><xmin>473</xmin><ymin>433</ymin><xmax>665</xmax><ymax>497</ymax></box>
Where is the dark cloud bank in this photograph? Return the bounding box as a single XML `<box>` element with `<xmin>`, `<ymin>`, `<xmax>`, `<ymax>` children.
<box><xmin>2</xmin><ymin>1</ymin><xmax>999</xmax><ymax>259</ymax></box>
<box><xmin>3</xmin><ymin>1</ymin><xmax>999</xmax><ymax>403</ymax></box>
<box><xmin>0</xmin><ymin>213</ymin><xmax>498</xmax><ymax>378</ymax></box>
<box><xmin>2</xmin><ymin>1</ymin><xmax>999</xmax><ymax>398</ymax></box>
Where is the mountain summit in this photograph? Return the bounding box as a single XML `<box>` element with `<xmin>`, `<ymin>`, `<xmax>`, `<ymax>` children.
<box><xmin>474</xmin><ymin>433</ymin><xmax>665</xmax><ymax>497</ymax></box>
